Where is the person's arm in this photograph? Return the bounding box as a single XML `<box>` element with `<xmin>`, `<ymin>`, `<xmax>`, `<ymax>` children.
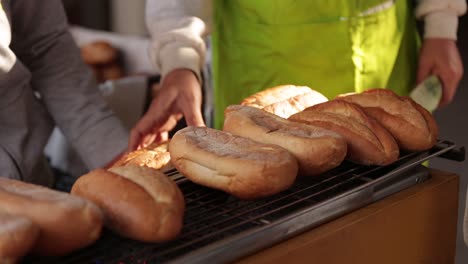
<box><xmin>145</xmin><ymin>0</ymin><xmax>212</xmax><ymax>82</ymax></box>
<box><xmin>128</xmin><ymin>0</ymin><xmax>212</xmax><ymax>150</ymax></box>
<box><xmin>10</xmin><ymin>0</ymin><xmax>128</xmax><ymax>170</ymax></box>
<box><xmin>415</xmin><ymin>0</ymin><xmax>467</xmax><ymax>107</ymax></box>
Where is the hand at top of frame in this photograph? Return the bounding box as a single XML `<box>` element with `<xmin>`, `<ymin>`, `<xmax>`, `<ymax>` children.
<box><xmin>417</xmin><ymin>38</ymin><xmax>463</xmax><ymax>108</ymax></box>
<box><xmin>128</xmin><ymin>69</ymin><xmax>205</xmax><ymax>151</ymax></box>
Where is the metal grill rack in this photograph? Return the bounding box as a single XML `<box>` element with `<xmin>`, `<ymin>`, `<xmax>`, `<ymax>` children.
<box><xmin>24</xmin><ymin>140</ymin><xmax>465</xmax><ymax>264</ymax></box>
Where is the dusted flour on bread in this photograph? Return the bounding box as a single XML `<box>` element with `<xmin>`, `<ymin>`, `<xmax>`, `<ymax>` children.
<box><xmin>170</xmin><ymin>126</ymin><xmax>299</xmax><ymax>199</ymax></box>
<box><xmin>224</xmin><ymin>105</ymin><xmax>347</xmax><ymax>176</ymax></box>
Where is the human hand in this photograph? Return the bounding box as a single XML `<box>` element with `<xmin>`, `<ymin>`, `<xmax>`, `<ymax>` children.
<box><xmin>417</xmin><ymin>38</ymin><xmax>463</xmax><ymax>108</ymax></box>
<box><xmin>128</xmin><ymin>69</ymin><xmax>205</xmax><ymax>151</ymax></box>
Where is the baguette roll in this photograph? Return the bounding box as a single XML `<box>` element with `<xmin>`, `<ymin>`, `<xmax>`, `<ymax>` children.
<box><xmin>169</xmin><ymin>126</ymin><xmax>299</xmax><ymax>199</ymax></box>
<box><xmin>289</xmin><ymin>100</ymin><xmax>399</xmax><ymax>165</ymax></box>
<box><xmin>224</xmin><ymin>105</ymin><xmax>347</xmax><ymax>176</ymax></box>
<box><xmin>241</xmin><ymin>85</ymin><xmax>328</xmax><ymax>118</ymax></box>
<box><xmin>336</xmin><ymin>89</ymin><xmax>438</xmax><ymax>151</ymax></box>
<box><xmin>0</xmin><ymin>178</ymin><xmax>103</xmax><ymax>256</ymax></box>
<box><xmin>112</xmin><ymin>141</ymin><xmax>173</xmax><ymax>172</ymax></box>
<box><xmin>0</xmin><ymin>213</ymin><xmax>39</xmax><ymax>263</ymax></box>
<box><xmin>71</xmin><ymin>165</ymin><xmax>185</xmax><ymax>242</ymax></box>
<box><xmin>80</xmin><ymin>41</ymin><xmax>118</xmax><ymax>65</ymax></box>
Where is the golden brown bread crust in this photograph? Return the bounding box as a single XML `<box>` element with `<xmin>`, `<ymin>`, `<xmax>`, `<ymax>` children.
<box><xmin>71</xmin><ymin>166</ymin><xmax>185</xmax><ymax>242</ymax></box>
<box><xmin>169</xmin><ymin>126</ymin><xmax>299</xmax><ymax>199</ymax></box>
<box><xmin>224</xmin><ymin>105</ymin><xmax>347</xmax><ymax>176</ymax></box>
<box><xmin>0</xmin><ymin>178</ymin><xmax>103</xmax><ymax>256</ymax></box>
<box><xmin>289</xmin><ymin>100</ymin><xmax>399</xmax><ymax>165</ymax></box>
<box><xmin>402</xmin><ymin>96</ymin><xmax>439</xmax><ymax>147</ymax></box>
<box><xmin>112</xmin><ymin>142</ymin><xmax>173</xmax><ymax>172</ymax></box>
<box><xmin>336</xmin><ymin>89</ymin><xmax>438</xmax><ymax>151</ymax></box>
<box><xmin>0</xmin><ymin>213</ymin><xmax>39</xmax><ymax>263</ymax></box>
<box><xmin>80</xmin><ymin>41</ymin><xmax>118</xmax><ymax>65</ymax></box>
<box><xmin>99</xmin><ymin>62</ymin><xmax>124</xmax><ymax>81</ymax></box>
<box><xmin>240</xmin><ymin>85</ymin><xmax>328</xmax><ymax>118</ymax></box>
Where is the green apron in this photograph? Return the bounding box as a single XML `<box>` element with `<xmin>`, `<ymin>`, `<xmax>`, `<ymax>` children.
<box><xmin>212</xmin><ymin>0</ymin><xmax>420</xmax><ymax>129</ymax></box>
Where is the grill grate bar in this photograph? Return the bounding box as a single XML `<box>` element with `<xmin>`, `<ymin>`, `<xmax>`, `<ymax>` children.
<box><xmin>165</xmin><ymin>168</ymin><xmax>178</xmax><ymax>175</ymax></box>
<box><xmin>107</xmin><ymin>170</ymin><xmax>365</xmax><ymax>260</ymax></box>
<box><xmin>183</xmin><ymin>195</ymin><xmax>228</xmax><ymax>212</ymax></box>
<box><xmin>118</xmin><ymin>147</ymin><xmax>443</xmax><ymax>261</ymax></box>
<box><xmin>24</xmin><ymin>140</ymin><xmax>463</xmax><ymax>264</ymax></box>
<box><xmin>147</xmin><ymin>174</ymin><xmax>364</xmax><ymax>259</ymax></box>
<box><xmin>177</xmin><ymin>185</ymin><xmax>206</xmax><ymax>197</ymax></box>
<box><xmin>183</xmin><ymin>190</ymin><xmax>222</xmax><ymax>203</ymax></box>
<box><xmin>111</xmin><ymin>174</ymin><xmax>364</xmax><ymax>262</ymax></box>
<box><xmin>136</xmin><ymin>146</ymin><xmax>453</xmax><ymax>261</ymax></box>
<box><xmin>55</xmin><ymin>233</ymin><xmax>143</xmax><ymax>264</ymax></box>
<box><xmin>181</xmin><ymin>165</ymin><xmax>361</xmax><ymax>228</ymax></box>
<box><xmin>182</xmin><ymin>176</ymin><xmax>355</xmax><ymax>230</ymax></box>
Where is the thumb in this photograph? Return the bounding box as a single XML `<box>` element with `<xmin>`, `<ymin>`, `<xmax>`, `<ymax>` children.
<box><xmin>184</xmin><ymin>108</ymin><xmax>205</xmax><ymax>127</ymax></box>
<box><xmin>128</xmin><ymin>89</ymin><xmax>178</xmax><ymax>151</ymax></box>
<box><xmin>182</xmin><ymin>99</ymin><xmax>205</xmax><ymax>127</ymax></box>
<box><xmin>128</xmin><ymin>104</ymin><xmax>165</xmax><ymax>151</ymax></box>
<box><xmin>129</xmin><ymin>128</ymin><xmax>143</xmax><ymax>151</ymax></box>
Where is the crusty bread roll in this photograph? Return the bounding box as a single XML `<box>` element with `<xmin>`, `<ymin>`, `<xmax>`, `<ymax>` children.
<box><xmin>169</xmin><ymin>126</ymin><xmax>299</xmax><ymax>199</ymax></box>
<box><xmin>336</xmin><ymin>89</ymin><xmax>438</xmax><ymax>151</ymax></box>
<box><xmin>112</xmin><ymin>141</ymin><xmax>173</xmax><ymax>172</ymax></box>
<box><xmin>0</xmin><ymin>178</ymin><xmax>103</xmax><ymax>256</ymax></box>
<box><xmin>0</xmin><ymin>213</ymin><xmax>39</xmax><ymax>264</ymax></box>
<box><xmin>80</xmin><ymin>41</ymin><xmax>118</xmax><ymax>65</ymax></box>
<box><xmin>289</xmin><ymin>100</ymin><xmax>399</xmax><ymax>165</ymax></box>
<box><xmin>223</xmin><ymin>105</ymin><xmax>347</xmax><ymax>176</ymax></box>
<box><xmin>240</xmin><ymin>85</ymin><xmax>328</xmax><ymax>118</ymax></box>
<box><xmin>99</xmin><ymin>62</ymin><xmax>124</xmax><ymax>81</ymax></box>
<box><xmin>71</xmin><ymin>165</ymin><xmax>185</xmax><ymax>242</ymax></box>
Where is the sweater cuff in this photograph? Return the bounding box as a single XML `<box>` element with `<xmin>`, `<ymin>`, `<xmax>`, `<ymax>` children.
<box><xmin>159</xmin><ymin>44</ymin><xmax>202</xmax><ymax>83</ymax></box>
<box><xmin>424</xmin><ymin>11</ymin><xmax>459</xmax><ymax>40</ymax></box>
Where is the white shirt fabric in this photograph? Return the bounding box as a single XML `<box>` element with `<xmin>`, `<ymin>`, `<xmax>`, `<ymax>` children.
<box><xmin>145</xmin><ymin>0</ymin><xmax>467</xmax><ymax>82</ymax></box>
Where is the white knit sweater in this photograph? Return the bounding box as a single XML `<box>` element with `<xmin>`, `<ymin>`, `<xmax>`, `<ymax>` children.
<box><xmin>145</xmin><ymin>0</ymin><xmax>467</xmax><ymax>80</ymax></box>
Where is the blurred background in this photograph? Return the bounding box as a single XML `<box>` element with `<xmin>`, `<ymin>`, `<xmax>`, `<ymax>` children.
<box><xmin>60</xmin><ymin>1</ymin><xmax>468</xmax><ymax>263</ymax></box>
<box><xmin>62</xmin><ymin>0</ymin><xmax>153</xmax><ymax>82</ymax></box>
<box><xmin>63</xmin><ymin>0</ymin><xmax>146</xmax><ymax>35</ymax></box>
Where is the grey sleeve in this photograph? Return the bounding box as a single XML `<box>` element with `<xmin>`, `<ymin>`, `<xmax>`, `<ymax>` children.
<box><xmin>10</xmin><ymin>0</ymin><xmax>129</xmax><ymax>169</ymax></box>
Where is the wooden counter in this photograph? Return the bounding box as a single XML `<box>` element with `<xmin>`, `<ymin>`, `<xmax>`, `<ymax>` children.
<box><xmin>238</xmin><ymin>169</ymin><xmax>459</xmax><ymax>264</ymax></box>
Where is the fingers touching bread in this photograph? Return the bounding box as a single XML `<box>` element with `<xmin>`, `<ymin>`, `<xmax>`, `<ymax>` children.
<box><xmin>113</xmin><ymin>141</ymin><xmax>173</xmax><ymax>172</ymax></box>
<box><xmin>80</xmin><ymin>41</ymin><xmax>118</xmax><ymax>65</ymax></box>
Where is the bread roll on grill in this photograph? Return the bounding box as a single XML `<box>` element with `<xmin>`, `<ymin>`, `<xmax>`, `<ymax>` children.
<box><xmin>80</xmin><ymin>41</ymin><xmax>118</xmax><ymax>65</ymax></box>
<box><xmin>224</xmin><ymin>105</ymin><xmax>347</xmax><ymax>176</ymax></box>
<box><xmin>169</xmin><ymin>126</ymin><xmax>298</xmax><ymax>199</ymax></box>
<box><xmin>289</xmin><ymin>100</ymin><xmax>399</xmax><ymax>165</ymax></box>
<box><xmin>112</xmin><ymin>141</ymin><xmax>173</xmax><ymax>172</ymax></box>
<box><xmin>71</xmin><ymin>165</ymin><xmax>185</xmax><ymax>242</ymax></box>
<box><xmin>99</xmin><ymin>62</ymin><xmax>124</xmax><ymax>81</ymax></box>
<box><xmin>336</xmin><ymin>89</ymin><xmax>438</xmax><ymax>151</ymax></box>
<box><xmin>241</xmin><ymin>85</ymin><xmax>328</xmax><ymax>118</ymax></box>
<box><xmin>0</xmin><ymin>213</ymin><xmax>39</xmax><ymax>263</ymax></box>
<box><xmin>0</xmin><ymin>178</ymin><xmax>103</xmax><ymax>256</ymax></box>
